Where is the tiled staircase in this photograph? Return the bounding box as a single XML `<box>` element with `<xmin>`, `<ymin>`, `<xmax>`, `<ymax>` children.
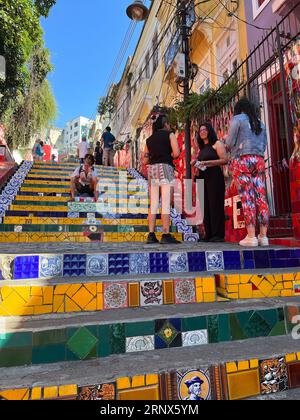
<box><xmin>0</xmin><ymin>162</ymin><xmax>300</xmax><ymax>401</ymax></box>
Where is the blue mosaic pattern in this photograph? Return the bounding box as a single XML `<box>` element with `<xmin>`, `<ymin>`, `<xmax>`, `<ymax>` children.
<box><xmin>86</xmin><ymin>255</ymin><xmax>108</xmax><ymax>276</ymax></box>
<box><xmin>184</xmin><ymin>233</ymin><xmax>200</xmax><ymax>242</ymax></box>
<box><xmin>188</xmin><ymin>252</ymin><xmax>206</xmax><ymax>272</ymax></box>
<box><xmin>129</xmin><ymin>253</ymin><xmax>150</xmax><ymax>275</ymax></box>
<box><xmin>223</xmin><ymin>251</ymin><xmax>242</xmax><ymax>270</ymax></box>
<box><xmin>14</xmin><ymin>256</ymin><xmax>39</xmax><ymax>280</ymax></box>
<box><xmin>109</xmin><ymin>254</ymin><xmax>130</xmax><ymax>275</ymax></box>
<box><xmin>39</xmin><ymin>255</ymin><xmax>63</xmax><ymax>278</ymax></box>
<box><xmin>150</xmin><ymin>253</ymin><xmax>169</xmax><ymax>274</ymax></box>
<box><xmin>169</xmin><ymin>253</ymin><xmax>188</xmax><ymax>274</ymax></box>
<box><xmin>63</xmin><ymin>255</ymin><xmax>87</xmax><ymax>277</ymax></box>
<box><xmin>0</xmin><ymin>161</ymin><xmax>33</xmax><ymax>219</ymax></box>
<box><xmin>205</xmin><ymin>252</ymin><xmax>225</xmax><ymax>272</ymax></box>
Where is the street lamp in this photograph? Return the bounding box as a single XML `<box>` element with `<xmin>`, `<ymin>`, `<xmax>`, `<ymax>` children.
<box><xmin>126</xmin><ymin>1</ymin><xmax>149</xmax><ymax>21</ymax></box>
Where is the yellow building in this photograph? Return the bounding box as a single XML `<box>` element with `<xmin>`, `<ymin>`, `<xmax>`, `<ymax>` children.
<box><xmin>111</xmin><ymin>0</ymin><xmax>249</xmax><ymax>166</ymax></box>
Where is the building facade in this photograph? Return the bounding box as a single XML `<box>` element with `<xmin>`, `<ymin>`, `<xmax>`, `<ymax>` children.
<box><xmin>63</xmin><ymin>116</ymin><xmax>94</xmax><ymax>155</ymax></box>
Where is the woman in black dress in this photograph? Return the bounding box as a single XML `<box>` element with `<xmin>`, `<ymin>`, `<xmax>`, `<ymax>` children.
<box><xmin>94</xmin><ymin>141</ymin><xmax>103</xmax><ymax>165</ymax></box>
<box><xmin>193</xmin><ymin>122</ymin><xmax>228</xmax><ymax>242</ymax></box>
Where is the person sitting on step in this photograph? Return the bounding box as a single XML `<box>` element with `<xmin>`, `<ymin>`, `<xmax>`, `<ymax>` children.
<box><xmin>70</xmin><ymin>154</ymin><xmax>98</xmax><ymax>202</ymax></box>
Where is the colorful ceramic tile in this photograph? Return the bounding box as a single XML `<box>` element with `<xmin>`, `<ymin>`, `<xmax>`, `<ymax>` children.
<box><xmin>156</xmin><ymin>319</ymin><xmax>181</xmax><ymax>348</ymax></box>
<box><xmin>227</xmin><ymin>369</ymin><xmax>261</xmax><ymax>400</ymax></box>
<box><xmin>103</xmin><ymin>283</ymin><xmax>128</xmax><ymax>310</ymax></box>
<box><xmin>39</xmin><ymin>255</ymin><xmax>63</xmax><ymax>278</ymax></box>
<box><xmin>108</xmin><ymin>254</ymin><xmax>130</xmax><ymax>276</ymax></box>
<box><xmin>177</xmin><ymin>369</ymin><xmax>212</xmax><ymax>400</ymax></box>
<box><xmin>66</xmin><ymin>327</ymin><xmax>98</xmax><ymax>360</ymax></box>
<box><xmin>129</xmin><ymin>253</ymin><xmax>150</xmax><ymax>275</ymax></box>
<box><xmin>77</xmin><ymin>383</ymin><xmax>115</xmax><ymax>400</ymax></box>
<box><xmin>206</xmin><ymin>251</ymin><xmax>224</xmax><ymax>272</ymax></box>
<box><xmin>182</xmin><ymin>330</ymin><xmax>208</xmax><ymax>347</ymax></box>
<box><xmin>260</xmin><ymin>357</ymin><xmax>288</xmax><ymax>395</ymax></box>
<box><xmin>14</xmin><ymin>256</ymin><xmax>39</xmax><ymax>280</ymax></box>
<box><xmin>0</xmin><ymin>255</ymin><xmax>14</xmax><ymax>280</ymax></box>
<box><xmin>174</xmin><ymin>279</ymin><xmax>196</xmax><ymax>304</ymax></box>
<box><xmin>63</xmin><ymin>254</ymin><xmax>86</xmax><ymax>277</ymax></box>
<box><xmin>140</xmin><ymin>281</ymin><xmax>163</xmax><ymax>307</ymax></box>
<box><xmin>288</xmin><ymin>362</ymin><xmax>300</xmax><ymax>389</ymax></box>
<box><xmin>126</xmin><ymin>336</ymin><xmax>155</xmax><ymax>353</ymax></box>
<box><xmin>169</xmin><ymin>252</ymin><xmax>188</xmax><ymax>274</ymax></box>
<box><xmin>86</xmin><ymin>254</ymin><xmax>108</xmax><ymax>276</ymax></box>
<box><xmin>149</xmin><ymin>253</ymin><xmax>169</xmax><ymax>274</ymax></box>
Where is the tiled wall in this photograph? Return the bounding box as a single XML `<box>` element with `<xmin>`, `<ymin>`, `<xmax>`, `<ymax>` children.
<box><xmin>2</xmin><ymin>351</ymin><xmax>300</xmax><ymax>400</ymax></box>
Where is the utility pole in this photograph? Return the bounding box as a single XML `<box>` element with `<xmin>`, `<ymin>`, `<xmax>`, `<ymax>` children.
<box><xmin>177</xmin><ymin>0</ymin><xmax>192</xmax><ymax>180</ymax></box>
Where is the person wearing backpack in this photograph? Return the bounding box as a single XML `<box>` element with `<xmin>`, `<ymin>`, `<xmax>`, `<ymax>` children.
<box><xmin>70</xmin><ymin>154</ymin><xmax>98</xmax><ymax>201</ymax></box>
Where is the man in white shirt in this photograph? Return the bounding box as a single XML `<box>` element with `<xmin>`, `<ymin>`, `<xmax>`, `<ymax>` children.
<box><xmin>70</xmin><ymin>154</ymin><xmax>98</xmax><ymax>201</ymax></box>
<box><xmin>77</xmin><ymin>137</ymin><xmax>89</xmax><ymax>164</ymax></box>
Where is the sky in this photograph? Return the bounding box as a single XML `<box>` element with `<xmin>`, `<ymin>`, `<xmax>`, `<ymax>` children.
<box><xmin>41</xmin><ymin>0</ymin><xmax>144</xmax><ymax>129</ymax></box>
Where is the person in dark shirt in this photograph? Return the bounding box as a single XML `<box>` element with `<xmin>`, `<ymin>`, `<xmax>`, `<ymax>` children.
<box><xmin>101</xmin><ymin>127</ymin><xmax>116</xmax><ymax>167</ymax></box>
<box><xmin>143</xmin><ymin>114</ymin><xmax>181</xmax><ymax>245</ymax></box>
<box><xmin>94</xmin><ymin>141</ymin><xmax>103</xmax><ymax>165</ymax></box>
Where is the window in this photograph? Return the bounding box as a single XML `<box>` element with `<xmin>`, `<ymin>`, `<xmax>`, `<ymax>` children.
<box><xmin>74</xmin><ymin>122</ymin><xmax>79</xmax><ymax>128</ymax></box>
<box><xmin>74</xmin><ymin>131</ymin><xmax>78</xmax><ymax>138</ymax></box>
<box><xmin>145</xmin><ymin>52</ymin><xmax>150</xmax><ymax>79</ymax></box>
<box><xmin>252</xmin><ymin>0</ymin><xmax>271</xmax><ymax>19</ymax></box>
<box><xmin>152</xmin><ymin>32</ymin><xmax>159</xmax><ymax>75</ymax></box>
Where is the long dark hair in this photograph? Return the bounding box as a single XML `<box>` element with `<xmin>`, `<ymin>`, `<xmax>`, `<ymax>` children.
<box><xmin>152</xmin><ymin>114</ymin><xmax>168</xmax><ymax>133</ymax></box>
<box><xmin>234</xmin><ymin>97</ymin><xmax>262</xmax><ymax>135</ymax></box>
<box><xmin>197</xmin><ymin>122</ymin><xmax>218</xmax><ymax>150</ymax></box>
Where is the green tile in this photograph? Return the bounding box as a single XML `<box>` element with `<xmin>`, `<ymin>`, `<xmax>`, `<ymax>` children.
<box><xmin>235</xmin><ymin>311</ymin><xmax>254</xmax><ymax>329</ymax></box>
<box><xmin>158</xmin><ymin>321</ymin><xmax>178</xmax><ymax>345</ymax></box>
<box><xmin>98</xmin><ymin>325</ymin><xmax>111</xmax><ymax>357</ymax></box>
<box><xmin>33</xmin><ymin>329</ymin><xmax>66</xmax><ymax>347</ymax></box>
<box><xmin>229</xmin><ymin>314</ymin><xmax>247</xmax><ymax>341</ymax></box>
<box><xmin>110</xmin><ymin>324</ymin><xmax>125</xmax><ymax>355</ymax></box>
<box><xmin>257</xmin><ymin>309</ymin><xmax>278</xmax><ymax>329</ymax></box>
<box><xmin>218</xmin><ymin>314</ymin><xmax>231</xmax><ymax>342</ymax></box>
<box><xmin>66</xmin><ymin>327</ymin><xmax>98</xmax><ymax>360</ymax></box>
<box><xmin>125</xmin><ymin>321</ymin><xmax>154</xmax><ymax>337</ymax></box>
<box><xmin>0</xmin><ymin>348</ymin><xmax>32</xmax><ymax>367</ymax></box>
<box><xmin>0</xmin><ymin>332</ymin><xmax>32</xmax><ymax>349</ymax></box>
<box><xmin>269</xmin><ymin>321</ymin><xmax>287</xmax><ymax>337</ymax></box>
<box><xmin>277</xmin><ymin>307</ymin><xmax>285</xmax><ymax>322</ymax></box>
<box><xmin>32</xmin><ymin>345</ymin><xmax>65</xmax><ymax>364</ymax></box>
<box><xmin>207</xmin><ymin>315</ymin><xmax>219</xmax><ymax>343</ymax></box>
<box><xmin>243</xmin><ymin>312</ymin><xmax>271</xmax><ymax>338</ymax></box>
<box><xmin>182</xmin><ymin>316</ymin><xmax>207</xmax><ymax>332</ymax></box>
<box><xmin>84</xmin><ymin>345</ymin><xmax>98</xmax><ymax>360</ymax></box>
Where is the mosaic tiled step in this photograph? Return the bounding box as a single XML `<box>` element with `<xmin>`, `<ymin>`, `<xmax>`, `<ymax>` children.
<box><xmin>0</xmin><ymin>300</ymin><xmax>293</xmax><ymax>368</ymax></box>
<box><xmin>16</xmin><ymin>192</ymin><xmax>148</xmax><ymax>198</ymax></box>
<box><xmin>13</xmin><ymin>197</ymin><xmax>149</xmax><ymax>205</ymax></box>
<box><xmin>0</xmin><ymin>224</ymin><xmax>177</xmax><ymax>233</ymax></box>
<box><xmin>0</xmin><ymin>335</ymin><xmax>300</xmax><ymax>400</ymax></box>
<box><xmin>1</xmin><ymin>248</ymin><xmax>300</xmax><ymax>281</ymax></box>
<box><xmin>5</xmin><ymin>209</ymin><xmax>149</xmax><ymax>218</ymax></box>
<box><xmin>9</xmin><ymin>204</ymin><xmax>149</xmax><ymax>212</ymax></box>
<box><xmin>3</xmin><ymin>217</ymin><xmax>159</xmax><ymax>226</ymax></box>
<box><xmin>0</xmin><ymin>275</ymin><xmax>218</xmax><ymax>316</ymax></box>
<box><xmin>0</xmin><ymin>232</ymin><xmax>182</xmax><ymax>243</ymax></box>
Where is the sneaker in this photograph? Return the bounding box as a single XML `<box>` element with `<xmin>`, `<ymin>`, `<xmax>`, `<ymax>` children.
<box><xmin>146</xmin><ymin>232</ymin><xmax>159</xmax><ymax>244</ymax></box>
<box><xmin>258</xmin><ymin>235</ymin><xmax>269</xmax><ymax>247</ymax></box>
<box><xmin>239</xmin><ymin>236</ymin><xmax>259</xmax><ymax>247</ymax></box>
<box><xmin>160</xmin><ymin>234</ymin><xmax>181</xmax><ymax>244</ymax></box>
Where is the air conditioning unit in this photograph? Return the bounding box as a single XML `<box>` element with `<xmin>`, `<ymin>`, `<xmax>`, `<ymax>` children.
<box><xmin>173</xmin><ymin>52</ymin><xmax>186</xmax><ymax>80</ymax></box>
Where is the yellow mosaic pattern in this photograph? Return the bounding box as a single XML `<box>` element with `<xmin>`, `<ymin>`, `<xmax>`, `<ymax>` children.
<box><xmin>0</xmin><ymin>384</ymin><xmax>78</xmax><ymax>400</ymax></box>
<box><xmin>3</xmin><ymin>216</ymin><xmax>154</xmax><ymax>226</ymax></box>
<box><xmin>217</xmin><ymin>273</ymin><xmax>300</xmax><ymax>299</ymax></box>
<box><xmin>117</xmin><ymin>374</ymin><xmax>160</xmax><ymax>400</ymax></box>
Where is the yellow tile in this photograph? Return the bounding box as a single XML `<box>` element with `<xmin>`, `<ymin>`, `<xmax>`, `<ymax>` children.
<box><xmin>31</xmin><ymin>387</ymin><xmax>42</xmax><ymax>400</ymax></box>
<box><xmin>239</xmin><ymin>284</ymin><xmax>253</xmax><ymax>299</ymax></box>
<box><xmin>31</xmin><ymin>287</ymin><xmax>43</xmax><ymax>296</ymax></box>
<box><xmin>85</xmin><ymin>299</ymin><xmax>97</xmax><ymax>311</ymax></box>
<box><xmin>295</xmin><ymin>273</ymin><xmax>300</xmax><ymax>281</ymax></box>
<box><xmin>34</xmin><ymin>305</ymin><xmax>53</xmax><ymax>315</ymax></box>
<box><xmin>66</xmin><ymin>284</ymin><xmax>82</xmax><ymax>298</ymax></box>
<box><xmin>43</xmin><ymin>287</ymin><xmax>53</xmax><ymax>305</ymax></box>
<box><xmin>226</xmin><ymin>362</ymin><xmax>238</xmax><ymax>373</ymax></box>
<box><xmin>274</xmin><ymin>283</ymin><xmax>284</xmax><ymax>290</ymax></box>
<box><xmin>251</xmin><ymin>275</ymin><xmax>263</xmax><ymax>288</ymax></box>
<box><xmin>240</xmin><ymin>275</ymin><xmax>251</xmax><ymax>284</ymax></box>
<box><xmin>132</xmin><ymin>376</ymin><xmax>145</xmax><ymax>388</ymax></box>
<box><xmin>285</xmin><ymin>354</ymin><xmax>297</xmax><ymax>363</ymax></box>
<box><xmin>269</xmin><ymin>291</ymin><xmax>280</xmax><ymax>297</ymax></box>
<box><xmin>72</xmin><ymin>287</ymin><xmax>94</xmax><ymax>309</ymax></box>
<box><xmin>227</xmin><ymin>370</ymin><xmax>260</xmax><ymax>400</ymax></box>
<box><xmin>146</xmin><ymin>374</ymin><xmax>159</xmax><ymax>386</ymax></box>
<box><xmin>65</xmin><ymin>297</ymin><xmax>82</xmax><ymax>313</ymax></box>
<box><xmin>12</xmin><ymin>286</ymin><xmax>30</xmax><ymax>302</ymax></box>
<box><xmin>281</xmin><ymin>290</ymin><xmax>293</xmax><ymax>297</ymax></box>
<box><xmin>238</xmin><ymin>361</ymin><xmax>250</xmax><ymax>371</ymax></box>
<box><xmin>0</xmin><ymin>389</ymin><xmax>29</xmax><ymax>400</ymax></box>
<box><xmin>59</xmin><ymin>385</ymin><xmax>77</xmax><ymax>397</ymax></box>
<box><xmin>228</xmin><ymin>285</ymin><xmax>239</xmax><ymax>293</ymax></box>
<box><xmin>284</xmin><ymin>282</ymin><xmax>293</xmax><ymax>289</ymax></box>
<box><xmin>202</xmin><ymin>277</ymin><xmax>216</xmax><ymax>293</ymax></box>
<box><xmin>97</xmin><ymin>294</ymin><xmax>103</xmax><ymax>311</ymax></box>
<box><xmin>265</xmin><ymin>275</ymin><xmax>277</xmax><ymax>286</ymax></box>
<box><xmin>283</xmin><ymin>273</ymin><xmax>294</xmax><ymax>281</ymax></box>
<box><xmin>0</xmin><ymin>287</ymin><xmax>14</xmax><ymax>300</ymax></box>
<box><xmin>53</xmin><ymin>295</ymin><xmax>64</xmax><ymax>313</ymax></box>
<box><xmin>195</xmin><ymin>278</ymin><xmax>203</xmax><ymax>287</ymax></box>
<box><xmin>258</xmin><ymin>280</ymin><xmax>274</xmax><ymax>297</ymax></box>
<box><xmin>227</xmin><ymin>275</ymin><xmax>240</xmax><ymax>285</ymax></box>
<box><xmin>118</xmin><ymin>385</ymin><xmax>159</xmax><ymax>401</ymax></box>
<box><xmin>203</xmin><ymin>293</ymin><xmax>216</xmax><ymax>303</ymax></box>
<box><xmin>29</xmin><ymin>296</ymin><xmax>43</xmax><ymax>306</ymax></box>
<box><xmin>85</xmin><ymin>283</ymin><xmax>97</xmax><ymax>295</ymax></box>
<box><xmin>117</xmin><ymin>377</ymin><xmax>131</xmax><ymax>390</ymax></box>
<box><xmin>44</xmin><ymin>387</ymin><xmax>58</xmax><ymax>399</ymax></box>
<box><xmin>297</xmin><ymin>352</ymin><xmax>300</xmax><ymax>360</ymax></box>
<box><xmin>228</xmin><ymin>293</ymin><xmax>239</xmax><ymax>299</ymax></box>
<box><xmin>1</xmin><ymin>291</ymin><xmax>30</xmax><ymax>316</ymax></box>
<box><xmin>54</xmin><ymin>285</ymin><xmax>70</xmax><ymax>295</ymax></box>
<box><xmin>196</xmin><ymin>289</ymin><xmax>203</xmax><ymax>303</ymax></box>
<box><xmin>250</xmin><ymin>359</ymin><xmax>259</xmax><ymax>369</ymax></box>
<box><xmin>252</xmin><ymin>290</ymin><xmax>264</xmax><ymax>299</ymax></box>
<box><xmin>163</xmin><ymin>280</ymin><xmax>174</xmax><ymax>305</ymax></box>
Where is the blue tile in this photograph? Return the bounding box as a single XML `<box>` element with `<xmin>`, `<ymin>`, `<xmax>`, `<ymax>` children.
<box><xmin>270</xmin><ymin>259</ymin><xmax>286</xmax><ymax>269</ymax></box>
<box><xmin>291</xmin><ymin>249</ymin><xmax>300</xmax><ymax>258</ymax></box>
<box><xmin>169</xmin><ymin>318</ymin><xmax>182</xmax><ymax>331</ymax></box>
<box><xmin>150</xmin><ymin>253</ymin><xmax>169</xmax><ymax>274</ymax></box>
<box><xmin>286</xmin><ymin>259</ymin><xmax>300</xmax><ymax>268</ymax></box>
<box><xmin>244</xmin><ymin>260</ymin><xmax>255</xmax><ymax>269</ymax></box>
<box><xmin>86</xmin><ymin>254</ymin><xmax>108</xmax><ymax>276</ymax></box>
<box><xmin>39</xmin><ymin>255</ymin><xmax>63</xmax><ymax>278</ymax></box>
<box><xmin>206</xmin><ymin>252</ymin><xmax>224</xmax><ymax>272</ymax></box>
<box><xmin>154</xmin><ymin>335</ymin><xmax>168</xmax><ymax>349</ymax></box>
<box><xmin>243</xmin><ymin>251</ymin><xmax>254</xmax><ymax>260</ymax></box>
<box><xmin>188</xmin><ymin>252</ymin><xmax>206</xmax><ymax>272</ymax></box>
<box><xmin>129</xmin><ymin>253</ymin><xmax>150</xmax><ymax>275</ymax></box>
<box><xmin>14</xmin><ymin>256</ymin><xmax>39</xmax><ymax>280</ymax></box>
<box><xmin>109</xmin><ymin>254</ymin><xmax>129</xmax><ymax>276</ymax></box>
<box><xmin>63</xmin><ymin>254</ymin><xmax>86</xmax><ymax>277</ymax></box>
<box><xmin>274</xmin><ymin>250</ymin><xmax>291</xmax><ymax>259</ymax></box>
<box><xmin>169</xmin><ymin>253</ymin><xmax>188</xmax><ymax>274</ymax></box>
<box><xmin>223</xmin><ymin>251</ymin><xmax>241</xmax><ymax>270</ymax></box>
<box><xmin>254</xmin><ymin>251</ymin><xmax>270</xmax><ymax>269</ymax></box>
